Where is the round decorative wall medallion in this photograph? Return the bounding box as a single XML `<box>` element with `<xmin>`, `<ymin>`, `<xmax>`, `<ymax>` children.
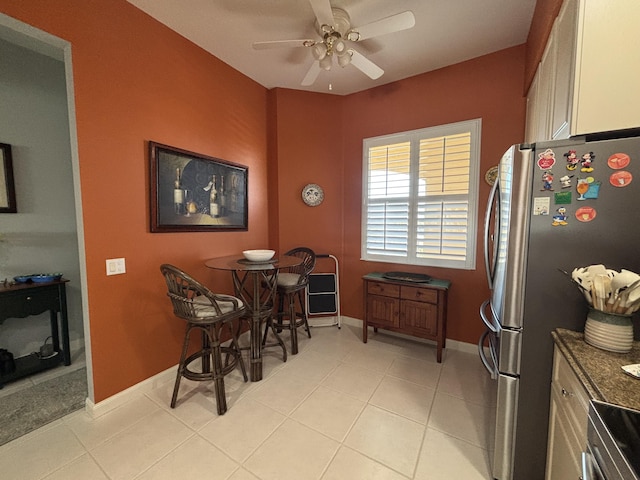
<box><xmin>485</xmin><ymin>165</ymin><xmax>498</xmax><ymax>186</ymax></box>
<box><xmin>302</xmin><ymin>183</ymin><xmax>324</xmax><ymax>206</ymax></box>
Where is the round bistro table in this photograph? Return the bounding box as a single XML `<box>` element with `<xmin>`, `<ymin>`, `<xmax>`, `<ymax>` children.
<box><xmin>205</xmin><ymin>254</ymin><xmax>302</xmax><ymax>381</ymax></box>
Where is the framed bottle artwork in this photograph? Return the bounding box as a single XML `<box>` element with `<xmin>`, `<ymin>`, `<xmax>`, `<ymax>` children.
<box><xmin>149</xmin><ymin>141</ymin><xmax>248</xmax><ymax>232</ymax></box>
<box><xmin>0</xmin><ymin>143</ymin><xmax>17</xmax><ymax>214</ymax></box>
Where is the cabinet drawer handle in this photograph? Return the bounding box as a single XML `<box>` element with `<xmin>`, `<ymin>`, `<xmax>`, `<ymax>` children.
<box><xmin>561</xmin><ymin>388</ymin><xmax>574</xmax><ymax>398</ymax></box>
<box><xmin>26</xmin><ymin>296</ymin><xmax>32</xmax><ymax>301</ymax></box>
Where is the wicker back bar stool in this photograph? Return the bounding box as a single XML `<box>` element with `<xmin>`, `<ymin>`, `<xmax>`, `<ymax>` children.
<box><xmin>160</xmin><ymin>264</ymin><xmax>247</xmax><ymax>415</ymax></box>
<box><xmin>265</xmin><ymin>247</ymin><xmax>316</xmax><ymax>355</ymax></box>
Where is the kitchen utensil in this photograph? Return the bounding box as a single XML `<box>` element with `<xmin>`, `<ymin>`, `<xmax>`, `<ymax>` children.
<box><xmin>560</xmin><ymin>268</ymin><xmax>593</xmax><ymax>304</ymax></box>
<box><xmin>572</xmin><ymin>267</ymin><xmax>594</xmax><ymax>293</ymax></box>
<box><xmin>611</xmin><ymin>269</ymin><xmax>640</xmax><ymax>293</ymax></box>
<box><xmin>592</xmin><ymin>274</ymin><xmax>607</xmax><ymax>311</ymax></box>
<box><xmin>617</xmin><ymin>278</ymin><xmax>640</xmax><ymax>314</ymax></box>
<box><xmin>623</xmin><ymin>281</ymin><xmax>640</xmax><ymax>314</ymax></box>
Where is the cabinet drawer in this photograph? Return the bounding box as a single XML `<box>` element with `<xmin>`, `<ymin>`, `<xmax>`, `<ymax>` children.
<box><xmin>0</xmin><ymin>288</ymin><xmax>60</xmax><ymax>319</ymax></box>
<box><xmin>552</xmin><ymin>347</ymin><xmax>589</xmax><ymax>443</ymax></box>
<box><xmin>367</xmin><ymin>282</ymin><xmax>400</xmax><ymax>298</ymax></box>
<box><xmin>400</xmin><ymin>286</ymin><xmax>437</xmax><ymax>304</ymax></box>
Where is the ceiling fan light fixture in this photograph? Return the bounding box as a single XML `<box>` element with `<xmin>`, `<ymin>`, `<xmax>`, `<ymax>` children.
<box><xmin>312</xmin><ymin>43</ymin><xmax>327</xmax><ymax>60</ymax></box>
<box><xmin>319</xmin><ymin>54</ymin><xmax>332</xmax><ymax>70</ymax></box>
<box><xmin>346</xmin><ymin>30</ymin><xmax>360</xmax><ymax>42</ymax></box>
<box><xmin>334</xmin><ymin>38</ymin><xmax>346</xmax><ymax>54</ymax></box>
<box><xmin>337</xmin><ymin>50</ymin><xmax>352</xmax><ymax>68</ymax></box>
<box><xmin>320</xmin><ymin>24</ymin><xmax>334</xmax><ymax>35</ymax></box>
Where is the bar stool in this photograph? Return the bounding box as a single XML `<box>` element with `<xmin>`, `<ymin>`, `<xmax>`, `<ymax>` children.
<box><xmin>160</xmin><ymin>264</ymin><xmax>247</xmax><ymax>415</ymax></box>
<box><xmin>266</xmin><ymin>247</ymin><xmax>316</xmax><ymax>355</ymax></box>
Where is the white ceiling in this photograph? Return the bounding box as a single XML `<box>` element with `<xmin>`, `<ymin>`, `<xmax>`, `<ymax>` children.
<box><xmin>127</xmin><ymin>0</ymin><xmax>536</xmax><ymax>96</ymax></box>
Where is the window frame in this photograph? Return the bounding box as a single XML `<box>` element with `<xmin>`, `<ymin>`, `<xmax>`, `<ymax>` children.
<box><xmin>361</xmin><ymin>118</ymin><xmax>481</xmax><ymax>270</ymax></box>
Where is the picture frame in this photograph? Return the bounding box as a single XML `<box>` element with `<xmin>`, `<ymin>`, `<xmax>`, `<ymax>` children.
<box><xmin>0</xmin><ymin>142</ymin><xmax>17</xmax><ymax>213</ymax></box>
<box><xmin>149</xmin><ymin>141</ymin><xmax>248</xmax><ymax>233</ymax></box>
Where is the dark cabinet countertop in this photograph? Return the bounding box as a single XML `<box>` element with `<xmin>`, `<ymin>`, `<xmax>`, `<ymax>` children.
<box><xmin>553</xmin><ymin>328</ymin><xmax>640</xmax><ymax>411</ymax></box>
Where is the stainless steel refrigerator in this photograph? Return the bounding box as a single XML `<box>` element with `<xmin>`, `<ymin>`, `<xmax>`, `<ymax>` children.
<box><xmin>478</xmin><ymin>132</ymin><xmax>640</xmax><ymax>480</ymax></box>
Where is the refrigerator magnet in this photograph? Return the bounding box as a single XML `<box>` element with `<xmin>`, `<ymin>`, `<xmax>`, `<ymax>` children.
<box><xmin>575</xmin><ymin>206</ymin><xmax>596</xmax><ymax>222</ymax></box>
<box><xmin>607</xmin><ymin>153</ymin><xmax>630</xmax><ymax>169</ymax></box>
<box><xmin>580</xmin><ymin>152</ymin><xmax>595</xmax><ymax>172</ymax></box>
<box><xmin>554</xmin><ymin>191</ymin><xmax>572</xmax><ymax>204</ymax></box>
<box><xmin>559</xmin><ymin>174</ymin><xmax>574</xmax><ymax>188</ymax></box>
<box><xmin>537</xmin><ymin>148</ymin><xmax>556</xmax><ymax>170</ymax></box>
<box><xmin>576</xmin><ymin>178</ymin><xmax>590</xmax><ymax>200</ymax></box>
<box><xmin>564</xmin><ymin>150</ymin><xmax>579</xmax><ymax>171</ymax></box>
<box><xmin>551</xmin><ymin>207</ymin><xmax>569</xmax><ymax>226</ymax></box>
<box><xmin>610</xmin><ymin>170</ymin><xmax>632</xmax><ymax>187</ymax></box>
<box><xmin>584</xmin><ymin>181</ymin><xmax>601</xmax><ymax>199</ymax></box>
<box><xmin>541</xmin><ymin>171</ymin><xmax>554</xmax><ymax>191</ymax></box>
<box><xmin>533</xmin><ymin>197</ymin><xmax>550</xmax><ymax>215</ymax></box>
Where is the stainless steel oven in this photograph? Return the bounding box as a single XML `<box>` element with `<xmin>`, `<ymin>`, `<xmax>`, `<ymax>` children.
<box><xmin>583</xmin><ymin>400</ymin><xmax>640</xmax><ymax>480</ymax></box>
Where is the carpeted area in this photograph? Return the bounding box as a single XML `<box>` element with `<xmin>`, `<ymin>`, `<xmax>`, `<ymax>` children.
<box><xmin>0</xmin><ymin>367</ymin><xmax>87</xmax><ymax>446</ymax></box>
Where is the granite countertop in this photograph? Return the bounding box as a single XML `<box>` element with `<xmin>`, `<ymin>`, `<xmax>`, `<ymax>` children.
<box><xmin>553</xmin><ymin>328</ymin><xmax>640</xmax><ymax>411</ymax></box>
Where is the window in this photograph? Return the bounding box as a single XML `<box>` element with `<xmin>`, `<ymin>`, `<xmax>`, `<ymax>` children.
<box><xmin>361</xmin><ymin>119</ymin><xmax>481</xmax><ymax>269</ymax></box>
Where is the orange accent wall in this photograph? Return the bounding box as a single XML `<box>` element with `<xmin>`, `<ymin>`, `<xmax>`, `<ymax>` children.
<box><xmin>524</xmin><ymin>0</ymin><xmax>564</xmax><ymax>93</ymax></box>
<box><xmin>273</xmin><ymin>46</ymin><xmax>527</xmax><ymax>346</ymax></box>
<box><xmin>0</xmin><ymin>0</ymin><xmax>271</xmax><ymax>402</ymax></box>
<box><xmin>1</xmin><ymin>0</ymin><xmax>529</xmax><ymax>401</ymax></box>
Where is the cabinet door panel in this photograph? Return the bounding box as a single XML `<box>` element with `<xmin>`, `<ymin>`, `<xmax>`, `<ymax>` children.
<box><xmin>546</xmin><ymin>389</ymin><xmax>582</xmax><ymax>480</ymax></box>
<box><xmin>572</xmin><ymin>0</ymin><xmax>640</xmax><ymax>134</ymax></box>
<box><xmin>400</xmin><ymin>299</ymin><xmax>437</xmax><ymax>337</ymax></box>
<box><xmin>551</xmin><ymin>0</ymin><xmax>577</xmax><ymax>139</ymax></box>
<box><xmin>367</xmin><ymin>295</ymin><xmax>399</xmax><ymax>328</ymax></box>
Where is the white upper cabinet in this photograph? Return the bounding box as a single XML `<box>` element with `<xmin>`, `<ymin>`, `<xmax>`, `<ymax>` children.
<box><xmin>571</xmin><ymin>0</ymin><xmax>640</xmax><ymax>135</ymax></box>
<box><xmin>550</xmin><ymin>0</ymin><xmax>577</xmax><ymax>139</ymax></box>
<box><xmin>525</xmin><ymin>70</ymin><xmax>540</xmax><ymax>144</ymax></box>
<box><xmin>526</xmin><ymin>0</ymin><xmax>640</xmax><ymax>141</ymax></box>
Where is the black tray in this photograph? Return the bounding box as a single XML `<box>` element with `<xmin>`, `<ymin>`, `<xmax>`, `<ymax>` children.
<box><xmin>237</xmin><ymin>258</ymin><xmax>277</xmax><ymax>265</ymax></box>
<box><xmin>382</xmin><ymin>271</ymin><xmax>432</xmax><ymax>283</ymax></box>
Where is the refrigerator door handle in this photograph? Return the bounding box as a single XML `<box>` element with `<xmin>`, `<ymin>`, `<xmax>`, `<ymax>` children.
<box><xmin>484</xmin><ymin>176</ymin><xmax>500</xmax><ymax>289</ymax></box>
<box><xmin>478</xmin><ymin>328</ymin><xmax>498</xmax><ymax>379</ymax></box>
<box><xmin>479</xmin><ymin>299</ymin><xmax>497</xmax><ymax>333</ymax></box>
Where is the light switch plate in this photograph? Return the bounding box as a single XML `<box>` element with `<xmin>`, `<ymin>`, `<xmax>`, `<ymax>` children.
<box><xmin>106</xmin><ymin>258</ymin><xmax>126</xmax><ymax>275</ymax></box>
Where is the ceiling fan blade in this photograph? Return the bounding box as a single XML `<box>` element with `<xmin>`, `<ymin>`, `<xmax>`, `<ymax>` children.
<box><xmin>252</xmin><ymin>39</ymin><xmax>315</xmax><ymax>50</ymax></box>
<box><xmin>308</xmin><ymin>0</ymin><xmax>334</xmax><ymax>29</ymax></box>
<box><xmin>348</xmin><ymin>49</ymin><xmax>384</xmax><ymax>80</ymax></box>
<box><xmin>301</xmin><ymin>61</ymin><xmax>322</xmax><ymax>86</ymax></box>
<box><xmin>350</xmin><ymin>11</ymin><xmax>415</xmax><ymax>41</ymax></box>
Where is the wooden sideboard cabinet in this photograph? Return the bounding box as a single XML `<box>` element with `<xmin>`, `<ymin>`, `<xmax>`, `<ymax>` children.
<box><xmin>0</xmin><ymin>279</ymin><xmax>71</xmax><ymax>384</ymax></box>
<box><xmin>362</xmin><ymin>273</ymin><xmax>450</xmax><ymax>362</ymax></box>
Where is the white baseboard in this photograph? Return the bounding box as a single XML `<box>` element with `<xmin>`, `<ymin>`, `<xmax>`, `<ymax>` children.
<box><xmin>85</xmin><ymin>365</ymin><xmax>176</xmax><ymax>419</ymax></box>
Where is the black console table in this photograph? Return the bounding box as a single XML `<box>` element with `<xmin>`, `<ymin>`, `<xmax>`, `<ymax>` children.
<box><xmin>0</xmin><ymin>279</ymin><xmax>71</xmax><ymax>383</ymax></box>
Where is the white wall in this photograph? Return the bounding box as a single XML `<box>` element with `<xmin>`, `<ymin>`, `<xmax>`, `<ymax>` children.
<box><xmin>0</xmin><ymin>38</ymin><xmax>83</xmax><ymax>357</ymax></box>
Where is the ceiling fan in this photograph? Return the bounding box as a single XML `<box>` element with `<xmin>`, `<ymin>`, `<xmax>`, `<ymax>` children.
<box><xmin>252</xmin><ymin>0</ymin><xmax>415</xmax><ymax>86</ymax></box>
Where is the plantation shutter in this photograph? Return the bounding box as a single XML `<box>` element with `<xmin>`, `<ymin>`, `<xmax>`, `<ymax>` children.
<box><xmin>366</xmin><ymin>142</ymin><xmax>410</xmax><ymax>257</ymax></box>
<box><xmin>417</xmin><ymin>133</ymin><xmax>471</xmax><ymax>261</ymax></box>
<box><xmin>362</xmin><ymin>119</ymin><xmax>480</xmax><ymax>269</ymax></box>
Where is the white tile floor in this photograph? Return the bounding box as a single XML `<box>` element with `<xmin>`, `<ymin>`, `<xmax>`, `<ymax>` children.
<box><xmin>0</xmin><ymin>320</ymin><xmax>497</xmax><ymax>480</ymax></box>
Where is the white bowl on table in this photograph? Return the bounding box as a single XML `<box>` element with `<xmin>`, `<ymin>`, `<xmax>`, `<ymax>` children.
<box><xmin>242</xmin><ymin>249</ymin><xmax>275</xmax><ymax>262</ymax></box>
